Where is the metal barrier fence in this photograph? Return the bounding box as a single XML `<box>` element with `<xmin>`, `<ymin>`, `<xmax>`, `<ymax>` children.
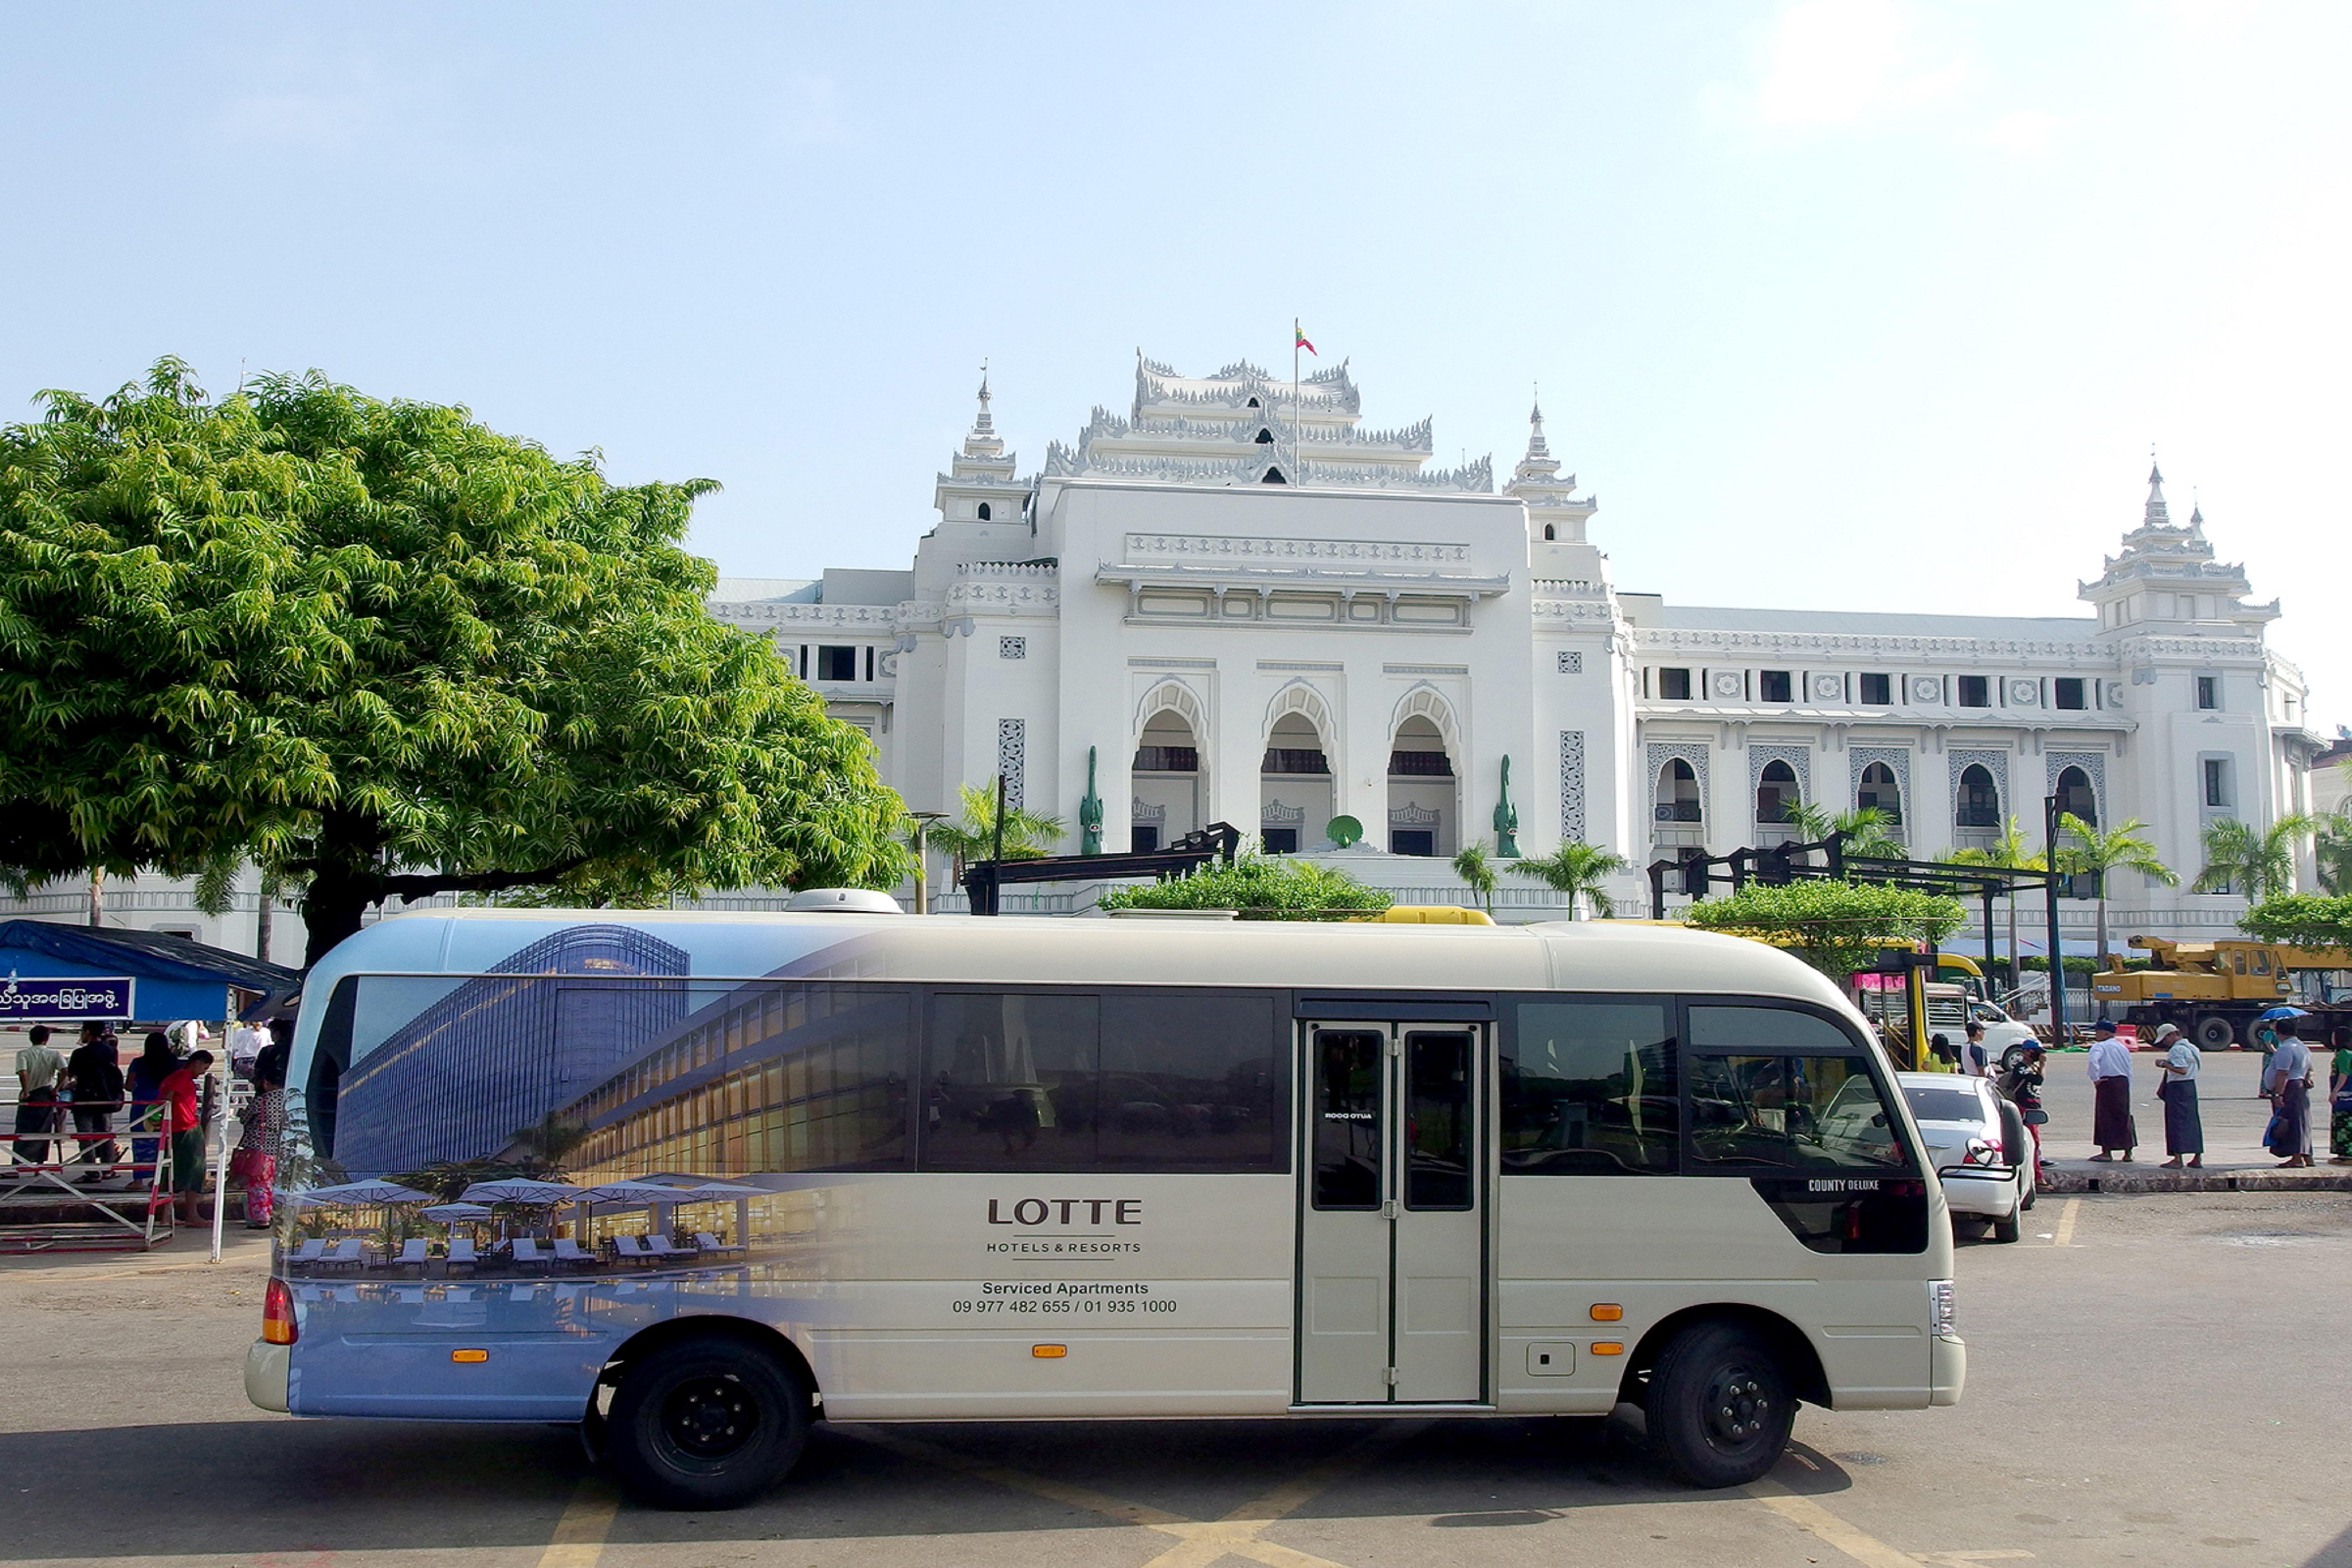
<box><xmin>0</xmin><ymin>1097</ymin><xmax>176</xmax><ymax>1252</ymax></box>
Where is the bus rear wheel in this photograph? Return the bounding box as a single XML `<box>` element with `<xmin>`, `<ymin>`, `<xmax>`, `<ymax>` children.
<box><xmin>605</xmin><ymin>1335</ymin><xmax>808</xmax><ymax>1510</ymax></box>
<box><xmin>1645</xmin><ymin>1321</ymin><xmax>1796</xmax><ymax>1488</ymax></box>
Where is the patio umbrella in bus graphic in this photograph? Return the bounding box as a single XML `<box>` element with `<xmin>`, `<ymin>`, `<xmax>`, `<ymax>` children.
<box><xmin>292</xmin><ymin>1180</ymin><xmax>433</xmax><ymax>1256</ymax></box>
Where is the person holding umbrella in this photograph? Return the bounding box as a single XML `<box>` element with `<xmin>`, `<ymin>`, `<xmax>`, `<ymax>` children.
<box><xmin>2265</xmin><ymin>1016</ymin><xmax>2315</xmax><ymax>1168</ymax></box>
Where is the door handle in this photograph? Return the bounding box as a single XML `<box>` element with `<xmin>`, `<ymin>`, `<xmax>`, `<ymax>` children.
<box><xmin>1380</xmin><ymin>1199</ymin><xmax>1399</xmax><ymax>1220</ymax></box>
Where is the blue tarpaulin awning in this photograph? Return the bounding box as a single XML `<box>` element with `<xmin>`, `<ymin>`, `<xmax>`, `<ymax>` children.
<box><xmin>0</xmin><ymin>921</ymin><xmax>300</xmax><ymax>1025</ymax></box>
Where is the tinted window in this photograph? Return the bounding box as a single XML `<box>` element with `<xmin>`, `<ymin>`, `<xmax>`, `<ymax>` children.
<box><xmin>1503</xmin><ymin>1000</ymin><xmax>1677</xmax><ymax>1174</ymax></box>
<box><xmin>1660</xmin><ymin>667</ymin><xmax>1692</xmax><ymax>701</ymax></box>
<box><xmin>1405</xmin><ymin>1030</ymin><xmax>1473</xmax><ymax>1210</ymax></box>
<box><xmin>1688</xmin><ymin>1054</ymin><xmax>1904</xmax><ymax>1171</ymax></box>
<box><xmin>1313</xmin><ymin>1028</ymin><xmax>1384</xmax><ymax>1209</ymax></box>
<box><xmin>1689</xmin><ymin>1005</ymin><xmax>1858</xmax><ymax>1054</ymax></box>
<box><xmin>1098</xmin><ymin>992</ymin><xmax>1284</xmax><ymax>1170</ymax></box>
<box><xmin>1903</xmin><ymin>1085</ymin><xmax>1989</xmax><ymax>1124</ymax></box>
<box><xmin>1859</xmin><ymin>672</ymin><xmax>1891</xmax><ymax>706</ymax></box>
<box><xmin>923</xmin><ymin>993</ymin><xmax>1098</xmax><ymax>1170</ymax></box>
<box><xmin>922</xmin><ymin>991</ymin><xmax>1286</xmax><ymax>1172</ymax></box>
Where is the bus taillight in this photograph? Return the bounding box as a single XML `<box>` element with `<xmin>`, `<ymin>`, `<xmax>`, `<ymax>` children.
<box><xmin>262</xmin><ymin>1276</ymin><xmax>298</xmax><ymax>1346</ymax></box>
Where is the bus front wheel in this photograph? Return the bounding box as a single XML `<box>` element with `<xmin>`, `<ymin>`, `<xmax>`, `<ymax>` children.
<box><xmin>605</xmin><ymin>1335</ymin><xmax>808</xmax><ymax>1510</ymax></box>
<box><xmin>1645</xmin><ymin>1322</ymin><xmax>1796</xmax><ymax>1488</ymax></box>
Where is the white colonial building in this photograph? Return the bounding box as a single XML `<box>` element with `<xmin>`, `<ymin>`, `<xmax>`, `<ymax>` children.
<box><xmin>708</xmin><ymin>354</ymin><xmax>2326</xmax><ymax>944</ymax></box>
<box><xmin>13</xmin><ymin>354</ymin><xmax>2325</xmax><ymax>957</ymax></box>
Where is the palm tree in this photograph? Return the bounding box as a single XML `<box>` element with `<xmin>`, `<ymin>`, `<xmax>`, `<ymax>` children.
<box><xmin>1949</xmin><ymin>817</ymin><xmax>2045</xmax><ymax>992</ymax></box>
<box><xmin>1513</xmin><ymin>840</ymin><xmax>1630</xmax><ymax>920</ymax></box>
<box><xmin>1782</xmin><ymin>802</ymin><xmax>1903</xmax><ymax>858</ymax></box>
<box><xmin>1452</xmin><ymin>843</ymin><xmax>1498</xmax><ymax>915</ymax></box>
<box><xmin>2055</xmin><ymin>814</ymin><xmax>2176</xmax><ymax>973</ymax></box>
<box><xmin>926</xmin><ymin>780</ymin><xmax>1067</xmax><ymax>882</ymax></box>
<box><xmin>2317</xmin><ymin>811</ymin><xmax>2352</xmax><ymax>895</ymax></box>
<box><xmin>2191</xmin><ymin>814</ymin><xmax>2314</xmax><ymax>902</ymax></box>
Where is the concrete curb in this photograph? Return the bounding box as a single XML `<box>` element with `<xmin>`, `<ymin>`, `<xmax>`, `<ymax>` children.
<box><xmin>2039</xmin><ymin>1165</ymin><xmax>2352</xmax><ymax>1194</ymax></box>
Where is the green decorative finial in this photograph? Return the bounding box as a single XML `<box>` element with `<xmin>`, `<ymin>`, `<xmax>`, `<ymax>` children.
<box><xmin>1494</xmin><ymin>755</ymin><xmax>1520</xmax><ymax>858</ymax></box>
<box><xmin>1079</xmin><ymin>745</ymin><xmax>1104</xmax><ymax>855</ymax></box>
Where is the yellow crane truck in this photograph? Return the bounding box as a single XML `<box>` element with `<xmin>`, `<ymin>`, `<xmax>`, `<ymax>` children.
<box><xmin>2093</xmin><ymin>936</ymin><xmax>2352</xmax><ymax>1050</ymax></box>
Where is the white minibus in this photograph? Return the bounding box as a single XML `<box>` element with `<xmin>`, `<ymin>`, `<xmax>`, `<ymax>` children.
<box><xmin>246</xmin><ymin>907</ymin><xmax>1963</xmax><ymax>1508</ymax></box>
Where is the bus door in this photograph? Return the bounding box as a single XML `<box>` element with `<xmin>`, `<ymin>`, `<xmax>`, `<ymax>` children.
<box><xmin>1296</xmin><ymin>1020</ymin><xmax>1487</xmax><ymax>1405</ymax></box>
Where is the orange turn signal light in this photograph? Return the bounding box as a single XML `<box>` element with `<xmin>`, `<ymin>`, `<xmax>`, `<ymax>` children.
<box><xmin>1031</xmin><ymin>1344</ymin><xmax>1067</xmax><ymax>1359</ymax></box>
<box><xmin>452</xmin><ymin>1349</ymin><xmax>489</xmax><ymax>1364</ymax></box>
<box><xmin>1590</xmin><ymin>1304</ymin><xmax>1624</xmax><ymax>1322</ymax></box>
<box><xmin>1591</xmin><ymin>1341</ymin><xmax>1624</xmax><ymax>1356</ymax></box>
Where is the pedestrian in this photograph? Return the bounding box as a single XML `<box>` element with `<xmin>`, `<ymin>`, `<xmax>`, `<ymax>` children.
<box><xmin>2264</xmin><ymin>1018</ymin><xmax>2315</xmax><ymax>1169</ymax></box>
<box><xmin>158</xmin><ymin>1049</ymin><xmax>214</xmax><ymax>1225</ymax></box>
<box><xmin>2087</xmin><ymin>1018</ymin><xmax>2136</xmax><ymax>1162</ymax></box>
<box><xmin>64</xmin><ymin>1021</ymin><xmax>125</xmax><ymax>1177</ymax></box>
<box><xmin>2330</xmin><ymin>1025</ymin><xmax>2352</xmax><ymax>1166</ymax></box>
<box><xmin>1961</xmin><ymin>1020</ymin><xmax>1991</xmax><ymax>1077</ymax></box>
<box><xmin>12</xmin><ymin>1025</ymin><xmax>65</xmax><ymax>1165</ymax></box>
<box><xmin>230</xmin><ymin>1031</ymin><xmax>288</xmax><ymax>1228</ymax></box>
<box><xmin>2252</xmin><ymin>1022</ymin><xmax>2278</xmax><ymax>1098</ymax></box>
<box><xmin>2153</xmin><ymin>1022</ymin><xmax>2203</xmax><ymax>1170</ymax></box>
<box><xmin>1998</xmin><ymin>1044</ymin><xmax>2049</xmax><ymax>1175</ymax></box>
<box><xmin>123</xmin><ymin>1031</ymin><xmax>180</xmax><ymax>1180</ymax></box>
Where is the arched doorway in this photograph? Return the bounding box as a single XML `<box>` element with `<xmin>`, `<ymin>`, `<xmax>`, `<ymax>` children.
<box><xmin>1755</xmin><ymin>761</ymin><xmax>1799</xmax><ymax>826</ymax></box>
<box><xmin>1132</xmin><ymin>708</ymin><xmax>1201</xmax><ymax>852</ymax></box>
<box><xmin>1387</xmin><ymin>714</ymin><xmax>1455</xmax><ymax>856</ymax></box>
<box><xmin>2055</xmin><ymin>765</ymin><xmax>2096</xmax><ymax>828</ymax></box>
<box><xmin>1956</xmin><ymin>765</ymin><xmax>2000</xmax><ymax>830</ymax></box>
<box><xmin>1261</xmin><ymin>711</ymin><xmax>1332</xmax><ymax>854</ymax></box>
<box><xmin>1857</xmin><ymin>761</ymin><xmax>1904</xmax><ymax>844</ymax></box>
<box><xmin>1653</xmin><ymin>757</ymin><xmax>1702</xmax><ymax>853</ymax></box>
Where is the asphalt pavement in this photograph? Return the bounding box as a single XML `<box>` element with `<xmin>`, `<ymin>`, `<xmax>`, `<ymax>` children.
<box><xmin>2</xmin><ymin>1191</ymin><xmax>2348</xmax><ymax>1568</ymax></box>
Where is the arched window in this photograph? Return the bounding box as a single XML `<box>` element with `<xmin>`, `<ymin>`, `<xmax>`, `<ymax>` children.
<box><xmin>2056</xmin><ymin>765</ymin><xmax>2096</xmax><ymax>827</ymax></box>
<box><xmin>1956</xmin><ymin>765</ymin><xmax>1999</xmax><ymax>828</ymax></box>
<box><xmin>1542</xmin><ymin>523</ymin><xmax>1556</xmax><ymax>541</ymax></box>
<box><xmin>1655</xmin><ymin>759</ymin><xmax>1700</xmax><ymax>822</ymax></box>
<box><xmin>1755</xmin><ymin>761</ymin><xmax>1798</xmax><ymax>824</ymax></box>
<box><xmin>976</xmin><ymin>502</ymin><xmax>991</xmax><ymax>521</ymax></box>
<box><xmin>1857</xmin><ymin>762</ymin><xmax>1902</xmax><ymax>824</ymax></box>
<box><xmin>1261</xmin><ymin>467</ymin><xmax>1287</xmax><ymax>485</ymax></box>
<box><xmin>1254</xmin><ymin>428</ymin><xmax>1275</xmax><ymax>444</ymax></box>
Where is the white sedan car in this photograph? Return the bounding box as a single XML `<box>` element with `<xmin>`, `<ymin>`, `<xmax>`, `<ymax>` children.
<box><xmin>1897</xmin><ymin>1072</ymin><xmax>2035</xmax><ymax>1244</ymax></box>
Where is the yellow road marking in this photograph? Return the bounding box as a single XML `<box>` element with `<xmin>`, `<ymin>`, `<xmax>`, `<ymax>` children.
<box><xmin>534</xmin><ymin>1477</ymin><xmax>619</xmax><ymax>1568</ymax></box>
<box><xmin>1923</xmin><ymin>1552</ymin><xmax>2036</xmax><ymax>1564</ymax></box>
<box><xmin>1746</xmin><ymin>1475</ymin><xmax>1924</xmax><ymax>1567</ymax></box>
<box><xmin>2051</xmin><ymin>1197</ymin><xmax>2081</xmax><ymax>1248</ymax></box>
<box><xmin>849</xmin><ymin>1420</ymin><xmax>1424</xmax><ymax>1568</ymax></box>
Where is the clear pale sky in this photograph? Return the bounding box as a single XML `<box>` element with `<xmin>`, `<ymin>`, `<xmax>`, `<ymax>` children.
<box><xmin>6</xmin><ymin>3</ymin><xmax>2345</xmax><ymax>726</ymax></box>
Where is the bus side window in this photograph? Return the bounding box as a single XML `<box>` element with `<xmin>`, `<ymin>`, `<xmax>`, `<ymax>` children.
<box><xmin>1500</xmin><ymin>998</ymin><xmax>1677</xmax><ymax>1174</ymax></box>
<box><xmin>922</xmin><ymin>993</ymin><xmax>1102</xmax><ymax>1171</ymax></box>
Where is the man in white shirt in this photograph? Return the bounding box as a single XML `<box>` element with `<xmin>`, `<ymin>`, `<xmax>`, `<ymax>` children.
<box><xmin>2152</xmin><ymin>1023</ymin><xmax>2203</xmax><ymax>1169</ymax></box>
<box><xmin>2086</xmin><ymin>1019</ymin><xmax>2136</xmax><ymax>1161</ymax></box>
<box><xmin>13</xmin><ymin>1026</ymin><xmax>65</xmax><ymax>1164</ymax></box>
<box><xmin>15</xmin><ymin>1026</ymin><xmax>63</xmax><ymax>1098</ymax></box>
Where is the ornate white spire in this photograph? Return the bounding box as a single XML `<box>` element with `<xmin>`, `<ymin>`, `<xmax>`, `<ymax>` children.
<box><xmin>2080</xmin><ymin>463</ymin><xmax>2276</xmax><ymax>630</ymax></box>
<box><xmin>1525</xmin><ymin>396</ymin><xmax>1552</xmax><ymax>463</ymax></box>
<box><xmin>2143</xmin><ymin>459</ymin><xmax>2169</xmax><ymax>528</ymax></box>
<box><xmin>971</xmin><ymin>367</ymin><xmax>995</xmax><ymax>438</ymax></box>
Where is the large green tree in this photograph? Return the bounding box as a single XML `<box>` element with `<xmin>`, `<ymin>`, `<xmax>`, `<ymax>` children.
<box><xmin>1683</xmin><ymin>880</ymin><xmax>1967</xmax><ymax>983</ymax></box>
<box><xmin>0</xmin><ymin>360</ymin><xmax>907</xmax><ymax>964</ymax></box>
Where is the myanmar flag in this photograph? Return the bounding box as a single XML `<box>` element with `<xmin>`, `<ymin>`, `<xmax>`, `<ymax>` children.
<box><xmin>1295</xmin><ymin>325</ymin><xmax>1317</xmax><ymax>356</ymax></box>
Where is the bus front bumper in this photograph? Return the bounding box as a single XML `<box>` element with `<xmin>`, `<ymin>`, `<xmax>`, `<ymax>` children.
<box><xmin>1930</xmin><ymin>1335</ymin><xmax>1966</xmax><ymax>1406</ymax></box>
<box><xmin>246</xmin><ymin>1339</ymin><xmax>292</xmax><ymax>1413</ymax></box>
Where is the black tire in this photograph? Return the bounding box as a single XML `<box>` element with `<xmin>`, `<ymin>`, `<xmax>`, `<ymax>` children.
<box><xmin>604</xmin><ymin>1334</ymin><xmax>808</xmax><ymax>1510</ymax></box>
<box><xmin>2193</xmin><ymin>1014</ymin><xmax>2236</xmax><ymax>1051</ymax></box>
<box><xmin>1991</xmin><ymin>1204</ymin><xmax>2022</xmax><ymax>1243</ymax></box>
<box><xmin>1644</xmin><ymin>1321</ymin><xmax>1796</xmax><ymax>1488</ymax></box>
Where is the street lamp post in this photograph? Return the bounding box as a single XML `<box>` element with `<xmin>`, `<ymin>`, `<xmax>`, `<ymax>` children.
<box><xmin>907</xmin><ymin>812</ymin><xmax>948</xmax><ymax>915</ymax></box>
<box><xmin>2043</xmin><ymin>793</ymin><xmax>2068</xmax><ymax>1043</ymax></box>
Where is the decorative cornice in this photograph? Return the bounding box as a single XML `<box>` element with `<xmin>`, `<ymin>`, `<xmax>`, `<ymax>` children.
<box><xmin>1631</xmin><ymin>627</ymin><xmax>2117</xmax><ymax>664</ymax></box>
<box><xmin>1127</xmin><ymin>534</ymin><xmax>1470</xmax><ymax>567</ymax></box>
